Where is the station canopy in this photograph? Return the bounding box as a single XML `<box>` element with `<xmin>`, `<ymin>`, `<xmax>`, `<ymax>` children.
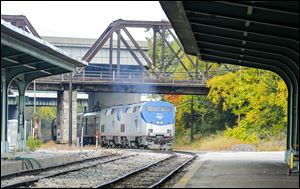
<box><xmin>1</xmin><ymin>19</ymin><xmax>88</xmax><ymax>83</ymax></box>
<box><xmin>160</xmin><ymin>1</ymin><xmax>299</xmax><ymax>76</ymax></box>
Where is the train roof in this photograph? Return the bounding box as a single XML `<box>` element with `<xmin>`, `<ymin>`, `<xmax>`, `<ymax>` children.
<box><xmin>102</xmin><ymin>101</ymin><xmax>174</xmax><ymax>110</ymax></box>
<box><xmin>82</xmin><ymin>112</ymin><xmax>101</xmax><ymax>117</ymax></box>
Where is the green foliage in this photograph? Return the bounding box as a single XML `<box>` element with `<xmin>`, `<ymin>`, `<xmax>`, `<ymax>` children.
<box><xmin>146</xmin><ymin>30</ymin><xmax>178</xmax><ymax>72</ymax></box>
<box><xmin>146</xmin><ymin>29</ymin><xmax>287</xmax><ymax>147</ymax></box>
<box><xmin>208</xmin><ymin>68</ymin><xmax>288</xmax><ymax>143</ymax></box>
<box><xmin>166</xmin><ymin>95</ymin><xmax>236</xmax><ymax>140</ymax></box>
<box><xmin>224</xmin><ymin>125</ymin><xmax>258</xmax><ymax>143</ymax></box>
<box><xmin>26</xmin><ymin>106</ymin><xmax>56</xmax><ymax>140</ymax></box>
<box><xmin>26</xmin><ymin>136</ymin><xmax>43</xmax><ymax>151</ymax></box>
<box><xmin>77</xmin><ymin>105</ymin><xmax>87</xmax><ymax>113</ymax></box>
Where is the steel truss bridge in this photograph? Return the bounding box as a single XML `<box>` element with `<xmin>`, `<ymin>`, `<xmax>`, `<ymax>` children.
<box><xmin>30</xmin><ymin>19</ymin><xmax>233</xmax><ymax>94</ymax></box>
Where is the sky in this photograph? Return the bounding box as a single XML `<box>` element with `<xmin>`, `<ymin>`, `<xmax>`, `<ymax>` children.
<box><xmin>1</xmin><ymin>1</ymin><xmax>169</xmax><ymax>40</ymax></box>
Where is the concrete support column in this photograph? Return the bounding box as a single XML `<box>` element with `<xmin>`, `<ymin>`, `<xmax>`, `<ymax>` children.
<box><xmin>16</xmin><ymin>93</ymin><xmax>26</xmax><ymax>151</ymax></box>
<box><xmin>1</xmin><ymin>69</ymin><xmax>9</xmax><ymax>154</ymax></box>
<box><xmin>292</xmin><ymin>88</ymin><xmax>298</xmax><ymax>150</ymax></box>
<box><xmin>57</xmin><ymin>90</ymin><xmax>77</xmax><ymax>144</ymax></box>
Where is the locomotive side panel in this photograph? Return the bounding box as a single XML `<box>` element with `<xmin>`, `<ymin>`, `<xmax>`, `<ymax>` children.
<box><xmin>122</xmin><ymin>105</ymin><xmax>142</xmax><ymax>142</ymax></box>
<box><xmin>84</xmin><ymin>101</ymin><xmax>176</xmax><ymax>150</ymax></box>
<box><xmin>100</xmin><ymin>108</ymin><xmax>118</xmax><ymax>146</ymax></box>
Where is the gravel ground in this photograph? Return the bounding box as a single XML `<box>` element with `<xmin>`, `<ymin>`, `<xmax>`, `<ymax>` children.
<box><xmin>2</xmin><ymin>149</ymin><xmax>195</xmax><ymax>188</ymax></box>
<box><xmin>161</xmin><ymin>156</ymin><xmax>199</xmax><ymax>188</ymax></box>
<box><xmin>1</xmin><ymin>153</ymin><xmax>123</xmax><ymax>187</ymax></box>
<box><xmin>1</xmin><ymin>148</ymin><xmax>127</xmax><ymax>187</ymax></box>
<box><xmin>109</xmin><ymin>153</ymin><xmax>194</xmax><ymax>188</ymax></box>
<box><xmin>230</xmin><ymin>144</ymin><xmax>256</xmax><ymax>152</ymax></box>
<box><xmin>32</xmin><ymin>152</ymin><xmax>170</xmax><ymax>188</ymax></box>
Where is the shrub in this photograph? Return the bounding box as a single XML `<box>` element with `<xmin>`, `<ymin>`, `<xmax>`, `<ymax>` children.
<box><xmin>26</xmin><ymin>136</ymin><xmax>43</xmax><ymax>151</ymax></box>
<box><xmin>224</xmin><ymin>125</ymin><xmax>258</xmax><ymax>144</ymax></box>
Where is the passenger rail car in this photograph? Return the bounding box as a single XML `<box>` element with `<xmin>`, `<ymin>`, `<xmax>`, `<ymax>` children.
<box><xmin>77</xmin><ymin>101</ymin><xmax>176</xmax><ymax>150</ymax></box>
<box><xmin>77</xmin><ymin>112</ymin><xmax>100</xmax><ymax>145</ymax></box>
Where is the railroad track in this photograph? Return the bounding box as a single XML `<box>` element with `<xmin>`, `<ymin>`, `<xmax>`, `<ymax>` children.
<box><xmin>2</xmin><ymin>151</ymin><xmax>196</xmax><ymax>188</ymax></box>
<box><xmin>95</xmin><ymin>151</ymin><xmax>197</xmax><ymax>188</ymax></box>
<box><xmin>1</xmin><ymin>154</ymin><xmax>134</xmax><ymax>188</ymax></box>
<box><xmin>1</xmin><ymin>153</ymin><xmax>119</xmax><ymax>180</ymax></box>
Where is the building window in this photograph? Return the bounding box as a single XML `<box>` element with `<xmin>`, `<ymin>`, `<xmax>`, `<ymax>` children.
<box><xmin>133</xmin><ymin>106</ymin><xmax>140</xmax><ymax>113</ymax></box>
<box><xmin>111</xmin><ymin>109</ymin><xmax>115</xmax><ymax>115</ymax></box>
<box><xmin>101</xmin><ymin>124</ymin><xmax>105</xmax><ymax>132</ymax></box>
<box><xmin>121</xmin><ymin>124</ymin><xmax>125</xmax><ymax>132</ymax></box>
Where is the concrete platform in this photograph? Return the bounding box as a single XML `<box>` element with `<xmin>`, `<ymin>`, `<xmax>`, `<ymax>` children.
<box><xmin>1</xmin><ymin>149</ymin><xmax>110</xmax><ymax>176</ymax></box>
<box><xmin>174</xmin><ymin>151</ymin><xmax>299</xmax><ymax>188</ymax></box>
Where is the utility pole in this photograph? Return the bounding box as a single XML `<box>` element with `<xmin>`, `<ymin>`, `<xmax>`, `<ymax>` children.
<box><xmin>69</xmin><ymin>72</ymin><xmax>72</xmax><ymax>146</ymax></box>
<box><xmin>33</xmin><ymin>80</ymin><xmax>36</xmax><ymax>138</ymax></box>
<box><xmin>190</xmin><ymin>96</ymin><xmax>194</xmax><ymax>142</ymax></box>
<box><xmin>238</xmin><ymin>66</ymin><xmax>242</xmax><ymax>127</ymax></box>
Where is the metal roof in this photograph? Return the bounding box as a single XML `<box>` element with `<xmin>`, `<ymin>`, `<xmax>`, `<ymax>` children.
<box><xmin>160</xmin><ymin>1</ymin><xmax>299</xmax><ymax>82</ymax></box>
<box><xmin>1</xmin><ymin>19</ymin><xmax>88</xmax><ymax>83</ymax></box>
<box><xmin>1</xmin><ymin>14</ymin><xmax>41</xmax><ymax>38</ymax></box>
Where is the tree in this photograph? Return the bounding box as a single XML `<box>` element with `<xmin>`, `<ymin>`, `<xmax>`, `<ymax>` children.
<box><xmin>207</xmin><ymin>68</ymin><xmax>288</xmax><ymax>143</ymax></box>
<box><xmin>26</xmin><ymin>106</ymin><xmax>56</xmax><ymax>141</ymax></box>
<box><xmin>146</xmin><ymin>28</ymin><xmax>236</xmax><ymax>139</ymax></box>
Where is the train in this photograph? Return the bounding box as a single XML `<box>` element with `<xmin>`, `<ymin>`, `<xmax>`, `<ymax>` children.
<box><xmin>76</xmin><ymin>101</ymin><xmax>176</xmax><ymax>150</ymax></box>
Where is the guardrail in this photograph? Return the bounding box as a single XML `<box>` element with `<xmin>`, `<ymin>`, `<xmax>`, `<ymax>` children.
<box><xmin>35</xmin><ymin>69</ymin><xmax>233</xmax><ymax>86</ymax></box>
<box><xmin>36</xmin><ymin>70</ymin><xmax>207</xmax><ymax>85</ymax></box>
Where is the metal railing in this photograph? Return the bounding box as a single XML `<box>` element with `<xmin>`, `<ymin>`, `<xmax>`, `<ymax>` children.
<box><xmin>36</xmin><ymin>70</ymin><xmax>209</xmax><ymax>85</ymax></box>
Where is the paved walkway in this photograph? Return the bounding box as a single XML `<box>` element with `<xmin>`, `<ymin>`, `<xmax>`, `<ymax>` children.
<box><xmin>174</xmin><ymin>151</ymin><xmax>299</xmax><ymax>188</ymax></box>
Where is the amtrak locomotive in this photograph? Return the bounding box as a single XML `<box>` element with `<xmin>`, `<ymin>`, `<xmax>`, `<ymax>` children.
<box><xmin>77</xmin><ymin>101</ymin><xmax>176</xmax><ymax>150</ymax></box>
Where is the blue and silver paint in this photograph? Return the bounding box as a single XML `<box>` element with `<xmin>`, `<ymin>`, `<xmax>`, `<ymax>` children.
<box><xmin>140</xmin><ymin>101</ymin><xmax>176</xmax><ymax>125</ymax></box>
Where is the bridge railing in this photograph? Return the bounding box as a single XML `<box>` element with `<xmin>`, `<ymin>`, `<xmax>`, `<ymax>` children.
<box><xmin>35</xmin><ymin>68</ymin><xmax>235</xmax><ymax>86</ymax></box>
<box><xmin>36</xmin><ymin>70</ymin><xmax>209</xmax><ymax>85</ymax></box>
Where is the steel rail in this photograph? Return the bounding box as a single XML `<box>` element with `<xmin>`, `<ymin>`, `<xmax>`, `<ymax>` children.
<box><xmin>94</xmin><ymin>154</ymin><xmax>176</xmax><ymax>188</ymax></box>
<box><xmin>2</xmin><ymin>154</ymin><xmax>136</xmax><ymax>188</ymax></box>
<box><xmin>1</xmin><ymin>154</ymin><xmax>118</xmax><ymax>180</ymax></box>
<box><xmin>95</xmin><ymin>151</ymin><xmax>197</xmax><ymax>188</ymax></box>
<box><xmin>149</xmin><ymin>154</ymin><xmax>197</xmax><ymax>188</ymax></box>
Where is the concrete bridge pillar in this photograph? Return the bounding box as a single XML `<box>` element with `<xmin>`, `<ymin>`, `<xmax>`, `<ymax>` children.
<box><xmin>57</xmin><ymin>90</ymin><xmax>77</xmax><ymax>144</ymax></box>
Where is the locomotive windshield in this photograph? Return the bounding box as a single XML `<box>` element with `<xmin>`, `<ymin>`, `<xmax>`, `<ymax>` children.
<box><xmin>147</xmin><ymin>106</ymin><xmax>159</xmax><ymax>112</ymax></box>
<box><xmin>160</xmin><ymin>106</ymin><xmax>172</xmax><ymax>112</ymax></box>
<box><xmin>146</xmin><ymin>106</ymin><xmax>172</xmax><ymax>112</ymax></box>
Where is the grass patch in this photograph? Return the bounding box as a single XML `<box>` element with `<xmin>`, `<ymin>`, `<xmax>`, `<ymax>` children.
<box><xmin>174</xmin><ymin>133</ymin><xmax>243</xmax><ymax>151</ymax></box>
<box><xmin>174</xmin><ymin>133</ymin><xmax>286</xmax><ymax>151</ymax></box>
<box><xmin>26</xmin><ymin>136</ymin><xmax>43</xmax><ymax>151</ymax></box>
<box><xmin>255</xmin><ymin>140</ymin><xmax>286</xmax><ymax>151</ymax></box>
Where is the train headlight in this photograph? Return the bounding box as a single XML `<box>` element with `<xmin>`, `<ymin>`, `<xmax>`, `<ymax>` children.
<box><xmin>157</xmin><ymin>121</ymin><xmax>163</xmax><ymax>125</ymax></box>
<box><xmin>148</xmin><ymin>129</ymin><xmax>153</xmax><ymax>134</ymax></box>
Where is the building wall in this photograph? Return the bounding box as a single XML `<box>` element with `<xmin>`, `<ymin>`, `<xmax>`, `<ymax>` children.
<box><xmin>42</xmin><ymin>36</ymin><xmax>148</xmax><ymax>66</ymax></box>
<box><xmin>42</xmin><ymin>36</ymin><xmax>146</xmax><ymax>112</ymax></box>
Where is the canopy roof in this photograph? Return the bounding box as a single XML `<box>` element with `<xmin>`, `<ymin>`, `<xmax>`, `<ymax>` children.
<box><xmin>160</xmin><ymin>1</ymin><xmax>298</xmax><ymax>80</ymax></box>
<box><xmin>1</xmin><ymin>19</ymin><xmax>88</xmax><ymax>83</ymax></box>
